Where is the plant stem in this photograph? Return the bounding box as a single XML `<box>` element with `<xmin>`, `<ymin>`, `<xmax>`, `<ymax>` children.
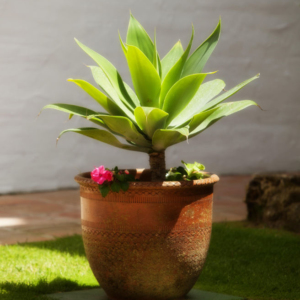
<box><xmin>149</xmin><ymin>152</ymin><xmax>166</xmax><ymax>181</ymax></box>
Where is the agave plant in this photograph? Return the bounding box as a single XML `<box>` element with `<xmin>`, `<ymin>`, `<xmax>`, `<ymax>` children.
<box><xmin>43</xmin><ymin>14</ymin><xmax>259</xmax><ymax>181</ymax></box>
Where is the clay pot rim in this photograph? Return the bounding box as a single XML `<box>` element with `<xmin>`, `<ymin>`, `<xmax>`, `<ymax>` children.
<box><xmin>75</xmin><ymin>169</ymin><xmax>219</xmax><ymax>188</ymax></box>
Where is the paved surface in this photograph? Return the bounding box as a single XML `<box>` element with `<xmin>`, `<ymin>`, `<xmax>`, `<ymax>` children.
<box><xmin>47</xmin><ymin>288</ymin><xmax>244</xmax><ymax>300</ymax></box>
<box><xmin>0</xmin><ymin>175</ymin><xmax>251</xmax><ymax>245</ymax></box>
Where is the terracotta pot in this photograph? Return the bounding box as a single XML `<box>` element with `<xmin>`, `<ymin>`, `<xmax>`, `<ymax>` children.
<box><xmin>75</xmin><ymin>169</ymin><xmax>219</xmax><ymax>300</ymax></box>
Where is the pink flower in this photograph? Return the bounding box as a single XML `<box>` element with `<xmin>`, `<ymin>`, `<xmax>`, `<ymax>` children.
<box><xmin>91</xmin><ymin>165</ymin><xmax>113</xmax><ymax>185</ymax></box>
<box><xmin>124</xmin><ymin>170</ymin><xmax>129</xmax><ymax>175</ymax></box>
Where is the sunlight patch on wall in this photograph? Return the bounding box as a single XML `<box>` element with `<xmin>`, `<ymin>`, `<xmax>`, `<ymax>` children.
<box><xmin>0</xmin><ymin>218</ymin><xmax>27</xmax><ymax>227</ymax></box>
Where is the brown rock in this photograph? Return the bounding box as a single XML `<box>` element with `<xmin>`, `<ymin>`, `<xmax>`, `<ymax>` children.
<box><xmin>245</xmin><ymin>173</ymin><xmax>300</xmax><ymax>232</ymax></box>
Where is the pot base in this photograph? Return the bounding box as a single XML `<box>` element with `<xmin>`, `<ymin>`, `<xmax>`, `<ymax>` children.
<box><xmin>47</xmin><ymin>288</ymin><xmax>245</xmax><ymax>300</ymax></box>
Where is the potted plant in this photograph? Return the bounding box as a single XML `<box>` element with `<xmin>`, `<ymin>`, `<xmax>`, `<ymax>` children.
<box><xmin>42</xmin><ymin>14</ymin><xmax>259</xmax><ymax>300</ymax></box>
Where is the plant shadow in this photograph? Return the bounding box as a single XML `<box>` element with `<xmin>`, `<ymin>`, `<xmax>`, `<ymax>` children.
<box><xmin>18</xmin><ymin>234</ymin><xmax>86</xmax><ymax>257</ymax></box>
<box><xmin>0</xmin><ymin>277</ymin><xmax>96</xmax><ymax>300</ymax></box>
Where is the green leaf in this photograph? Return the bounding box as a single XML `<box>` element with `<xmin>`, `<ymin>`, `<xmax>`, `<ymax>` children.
<box><xmin>43</xmin><ymin>104</ymin><xmax>125</xmax><ymax>138</ymax></box>
<box><xmin>191</xmin><ymin>172</ymin><xmax>209</xmax><ymax>180</ymax></box>
<box><xmin>165</xmin><ymin>170</ymin><xmax>184</xmax><ymax>181</ymax></box>
<box><xmin>159</xmin><ymin>26</ymin><xmax>194</xmax><ymax>107</ymax></box>
<box><xmin>188</xmin><ymin>106</ymin><xmax>219</xmax><ymax>132</ymax></box>
<box><xmin>67</xmin><ymin>79</ymin><xmax>127</xmax><ymax>117</ymax></box>
<box><xmin>111</xmin><ymin>181</ymin><xmax>121</xmax><ymax>193</ymax></box>
<box><xmin>120</xmin><ymin>181</ymin><xmax>129</xmax><ymax>192</ymax></box>
<box><xmin>75</xmin><ymin>39</ymin><xmax>136</xmax><ymax>109</ymax></box>
<box><xmin>181</xmin><ymin>161</ymin><xmax>205</xmax><ymax>177</ymax></box>
<box><xmin>89</xmin><ymin>66</ymin><xmax>119</xmax><ymax>103</ymax></box>
<box><xmin>57</xmin><ymin>127</ymin><xmax>151</xmax><ymax>153</ymax></box>
<box><xmin>124</xmin><ymin>82</ymin><xmax>140</xmax><ymax>107</ymax></box>
<box><xmin>134</xmin><ymin>107</ymin><xmax>169</xmax><ymax>138</ymax></box>
<box><xmin>190</xmin><ymin>100</ymin><xmax>259</xmax><ymax>137</ymax></box>
<box><xmin>157</xmin><ymin>53</ymin><xmax>162</xmax><ymax>79</ymax></box>
<box><xmin>152</xmin><ymin>127</ymin><xmax>189</xmax><ymax>151</ymax></box>
<box><xmin>161</xmin><ymin>41</ymin><xmax>184</xmax><ymax>81</ymax></box>
<box><xmin>182</xmin><ymin>19</ymin><xmax>221</xmax><ymax>77</ymax></box>
<box><xmin>126</xmin><ymin>45</ymin><xmax>161</xmax><ymax>107</ymax></box>
<box><xmin>115</xmin><ymin>173</ymin><xmax>125</xmax><ymax>182</ymax></box>
<box><xmin>126</xmin><ymin>13</ymin><xmax>154</xmax><ymax>63</ymax></box>
<box><xmin>89</xmin><ymin>66</ymin><xmax>138</xmax><ymax>119</ymax></box>
<box><xmin>90</xmin><ymin>59</ymin><xmax>139</xmax><ymax>111</ymax></box>
<box><xmin>169</xmin><ymin>79</ymin><xmax>225</xmax><ymax>127</ymax></box>
<box><xmin>42</xmin><ymin>103</ymin><xmax>107</xmax><ymax>128</ymax></box>
<box><xmin>162</xmin><ymin>73</ymin><xmax>208</xmax><ymax>126</ymax></box>
<box><xmin>96</xmin><ymin>115</ymin><xmax>151</xmax><ymax>147</ymax></box>
<box><xmin>151</xmin><ymin>29</ymin><xmax>162</xmax><ymax>78</ymax></box>
<box><xmin>99</xmin><ymin>184</ymin><xmax>110</xmax><ymax>197</ymax></box>
<box><xmin>153</xmin><ymin>29</ymin><xmax>158</xmax><ymax>69</ymax></box>
<box><xmin>177</xmin><ymin>166</ymin><xmax>187</xmax><ymax>176</ymax></box>
<box><xmin>201</xmin><ymin>74</ymin><xmax>260</xmax><ymax>111</ymax></box>
<box><xmin>43</xmin><ymin>103</ymin><xmax>97</xmax><ymax>118</ymax></box>
<box><xmin>118</xmin><ymin>31</ymin><xmax>127</xmax><ymax>55</ymax></box>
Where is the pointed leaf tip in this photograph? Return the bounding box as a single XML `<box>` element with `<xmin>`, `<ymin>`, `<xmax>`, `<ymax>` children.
<box><xmin>126</xmin><ymin>13</ymin><xmax>155</xmax><ymax>62</ymax></box>
<box><xmin>182</xmin><ymin>19</ymin><xmax>221</xmax><ymax>77</ymax></box>
<box><xmin>199</xmin><ymin>74</ymin><xmax>260</xmax><ymax>112</ymax></box>
<box><xmin>257</xmin><ymin>104</ymin><xmax>264</xmax><ymax>111</ymax></box>
<box><xmin>207</xmin><ymin>70</ymin><xmax>218</xmax><ymax>74</ymax></box>
<box><xmin>159</xmin><ymin>27</ymin><xmax>194</xmax><ymax>105</ymax></box>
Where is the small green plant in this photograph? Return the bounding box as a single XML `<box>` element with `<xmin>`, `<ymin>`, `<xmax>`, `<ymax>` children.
<box><xmin>42</xmin><ymin>13</ymin><xmax>259</xmax><ymax>181</ymax></box>
<box><xmin>166</xmin><ymin>161</ymin><xmax>208</xmax><ymax>181</ymax></box>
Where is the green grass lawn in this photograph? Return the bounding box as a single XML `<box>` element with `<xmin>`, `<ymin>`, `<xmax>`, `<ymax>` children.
<box><xmin>0</xmin><ymin>222</ymin><xmax>299</xmax><ymax>300</ymax></box>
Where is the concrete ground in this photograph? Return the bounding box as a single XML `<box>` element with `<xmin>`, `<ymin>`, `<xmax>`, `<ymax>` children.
<box><xmin>0</xmin><ymin>175</ymin><xmax>251</xmax><ymax>245</ymax></box>
<box><xmin>46</xmin><ymin>288</ymin><xmax>244</xmax><ymax>300</ymax></box>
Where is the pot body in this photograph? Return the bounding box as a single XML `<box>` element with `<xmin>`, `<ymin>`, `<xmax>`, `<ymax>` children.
<box><xmin>75</xmin><ymin>170</ymin><xmax>219</xmax><ymax>300</ymax></box>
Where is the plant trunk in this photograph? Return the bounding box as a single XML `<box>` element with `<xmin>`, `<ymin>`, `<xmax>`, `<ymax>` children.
<box><xmin>149</xmin><ymin>152</ymin><xmax>166</xmax><ymax>182</ymax></box>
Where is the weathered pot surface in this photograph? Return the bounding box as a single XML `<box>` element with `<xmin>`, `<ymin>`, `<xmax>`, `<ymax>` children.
<box><xmin>75</xmin><ymin>169</ymin><xmax>219</xmax><ymax>300</ymax></box>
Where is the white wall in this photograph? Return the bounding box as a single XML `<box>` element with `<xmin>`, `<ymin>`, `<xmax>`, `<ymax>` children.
<box><xmin>0</xmin><ymin>0</ymin><xmax>299</xmax><ymax>193</ymax></box>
